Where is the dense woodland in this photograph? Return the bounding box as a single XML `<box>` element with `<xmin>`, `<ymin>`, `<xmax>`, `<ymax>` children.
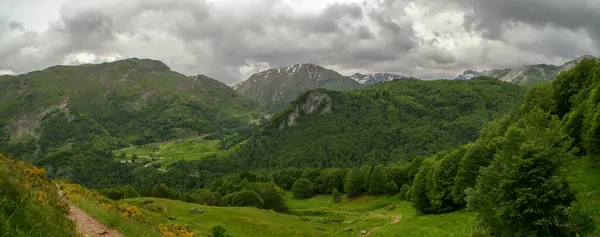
<box><xmin>2</xmin><ymin>58</ymin><xmax>600</xmax><ymax>236</ymax></box>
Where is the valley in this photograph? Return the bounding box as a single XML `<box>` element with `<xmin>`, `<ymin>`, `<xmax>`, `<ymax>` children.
<box><xmin>2</xmin><ymin>56</ymin><xmax>600</xmax><ymax>237</ymax></box>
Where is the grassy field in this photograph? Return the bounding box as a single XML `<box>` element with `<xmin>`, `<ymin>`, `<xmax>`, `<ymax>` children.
<box><xmin>113</xmin><ymin>136</ymin><xmax>234</xmax><ymax>168</ymax></box>
<box><xmin>117</xmin><ymin>193</ymin><xmax>475</xmax><ymax>237</ymax></box>
<box><xmin>565</xmin><ymin>157</ymin><xmax>600</xmax><ymax>236</ymax></box>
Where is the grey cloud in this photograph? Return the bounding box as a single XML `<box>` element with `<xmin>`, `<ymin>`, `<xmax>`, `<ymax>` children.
<box><xmin>449</xmin><ymin>0</ymin><xmax>600</xmax><ymax>45</ymax></box>
<box><xmin>8</xmin><ymin>22</ymin><xmax>23</xmax><ymax>31</ymax></box>
<box><xmin>6</xmin><ymin>0</ymin><xmax>597</xmax><ymax>84</ymax></box>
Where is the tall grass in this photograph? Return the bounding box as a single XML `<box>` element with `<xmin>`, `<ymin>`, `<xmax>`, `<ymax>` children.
<box><xmin>0</xmin><ymin>156</ymin><xmax>76</xmax><ymax>237</ymax></box>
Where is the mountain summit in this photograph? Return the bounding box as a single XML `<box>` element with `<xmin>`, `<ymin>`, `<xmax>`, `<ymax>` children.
<box><xmin>456</xmin><ymin>55</ymin><xmax>599</xmax><ymax>85</ymax></box>
<box><xmin>234</xmin><ymin>63</ymin><xmax>363</xmax><ymax>109</ymax></box>
<box><xmin>350</xmin><ymin>73</ymin><xmax>407</xmax><ymax>85</ymax></box>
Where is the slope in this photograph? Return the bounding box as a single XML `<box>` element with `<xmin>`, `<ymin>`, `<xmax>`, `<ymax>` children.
<box><xmin>230</xmin><ymin>78</ymin><xmax>525</xmax><ymax>169</ymax></box>
<box><xmin>0</xmin><ymin>58</ymin><xmax>260</xmax><ymax>159</ymax></box>
<box><xmin>234</xmin><ymin>63</ymin><xmax>364</xmax><ymax>110</ymax></box>
<box><xmin>0</xmin><ymin>155</ymin><xmax>76</xmax><ymax>237</ymax></box>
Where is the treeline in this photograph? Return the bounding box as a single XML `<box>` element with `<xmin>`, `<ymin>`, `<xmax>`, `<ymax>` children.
<box><xmin>230</xmin><ymin>78</ymin><xmax>525</xmax><ymax>169</ymax></box>
<box><xmin>401</xmin><ymin>58</ymin><xmax>600</xmax><ymax>236</ymax></box>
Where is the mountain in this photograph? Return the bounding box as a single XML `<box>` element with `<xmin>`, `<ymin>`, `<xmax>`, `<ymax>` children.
<box><xmin>233</xmin><ymin>63</ymin><xmax>363</xmax><ymax>109</ymax></box>
<box><xmin>350</xmin><ymin>73</ymin><xmax>407</xmax><ymax>85</ymax></box>
<box><xmin>229</xmin><ymin>78</ymin><xmax>525</xmax><ymax>169</ymax></box>
<box><xmin>0</xmin><ymin>58</ymin><xmax>260</xmax><ymax>158</ymax></box>
<box><xmin>456</xmin><ymin>55</ymin><xmax>599</xmax><ymax>84</ymax></box>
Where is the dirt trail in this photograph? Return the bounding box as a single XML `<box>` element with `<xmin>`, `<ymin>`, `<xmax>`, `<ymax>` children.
<box><xmin>360</xmin><ymin>213</ymin><xmax>402</xmax><ymax>236</ymax></box>
<box><xmin>57</xmin><ymin>185</ymin><xmax>124</xmax><ymax>237</ymax></box>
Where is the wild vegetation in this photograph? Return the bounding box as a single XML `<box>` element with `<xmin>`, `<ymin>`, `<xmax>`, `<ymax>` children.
<box><xmin>3</xmin><ymin>58</ymin><xmax>600</xmax><ymax>236</ymax></box>
<box><xmin>0</xmin><ymin>154</ymin><xmax>75</xmax><ymax>236</ymax></box>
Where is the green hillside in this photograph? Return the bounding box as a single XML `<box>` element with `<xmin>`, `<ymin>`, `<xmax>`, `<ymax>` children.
<box><xmin>0</xmin><ymin>155</ymin><xmax>76</xmax><ymax>236</ymax></box>
<box><xmin>231</xmin><ymin>78</ymin><xmax>525</xmax><ymax>169</ymax></box>
<box><xmin>0</xmin><ymin>58</ymin><xmax>260</xmax><ymax>160</ymax></box>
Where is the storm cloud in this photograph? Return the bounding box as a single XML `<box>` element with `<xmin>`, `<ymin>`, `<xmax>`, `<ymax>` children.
<box><xmin>1</xmin><ymin>0</ymin><xmax>599</xmax><ymax>83</ymax></box>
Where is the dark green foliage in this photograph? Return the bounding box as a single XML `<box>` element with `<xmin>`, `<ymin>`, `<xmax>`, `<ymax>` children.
<box><xmin>452</xmin><ymin>142</ymin><xmax>493</xmax><ymax>206</ymax></box>
<box><xmin>99</xmin><ymin>185</ymin><xmax>140</xmax><ymax>200</ymax></box>
<box><xmin>211</xmin><ymin>225</ymin><xmax>232</xmax><ymax>237</ymax></box>
<box><xmin>232</xmin><ymin>78</ymin><xmax>524</xmax><ymax>170</ymax></box>
<box><xmin>398</xmin><ymin>184</ymin><xmax>410</xmax><ymax>200</ymax></box>
<box><xmin>467</xmin><ymin>110</ymin><xmax>576</xmax><ymax>236</ymax></box>
<box><xmin>291</xmin><ymin>178</ymin><xmax>314</xmax><ymax>199</ymax></box>
<box><xmin>230</xmin><ymin>190</ymin><xmax>264</xmax><ymax>208</ymax></box>
<box><xmin>151</xmin><ymin>183</ymin><xmax>178</xmax><ymax>199</ymax></box>
<box><xmin>410</xmin><ymin>158</ymin><xmax>435</xmax><ymax>214</ymax></box>
<box><xmin>184</xmin><ymin>189</ymin><xmax>217</xmax><ymax>206</ymax></box>
<box><xmin>385</xmin><ymin>181</ymin><xmax>398</xmax><ymax>195</ymax></box>
<box><xmin>314</xmin><ymin>168</ymin><xmax>346</xmax><ymax>194</ymax></box>
<box><xmin>344</xmin><ymin>168</ymin><xmax>365</xmax><ymax>197</ymax></box>
<box><xmin>367</xmin><ymin>165</ymin><xmax>387</xmax><ymax>195</ymax></box>
<box><xmin>332</xmin><ymin>188</ymin><xmax>342</xmax><ymax>203</ymax></box>
<box><xmin>244</xmin><ymin>182</ymin><xmax>288</xmax><ymax>212</ymax></box>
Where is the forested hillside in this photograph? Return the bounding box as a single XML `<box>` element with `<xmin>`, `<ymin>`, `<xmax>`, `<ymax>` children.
<box><xmin>231</xmin><ymin>78</ymin><xmax>525</xmax><ymax>169</ymax></box>
<box><xmin>401</xmin><ymin>58</ymin><xmax>600</xmax><ymax>236</ymax></box>
<box><xmin>0</xmin><ymin>58</ymin><xmax>260</xmax><ymax>160</ymax></box>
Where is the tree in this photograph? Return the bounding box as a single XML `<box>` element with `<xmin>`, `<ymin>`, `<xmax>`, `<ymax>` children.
<box><xmin>367</xmin><ymin>165</ymin><xmax>387</xmax><ymax>194</ymax></box>
<box><xmin>466</xmin><ymin>113</ymin><xmax>578</xmax><ymax>236</ymax></box>
<box><xmin>344</xmin><ymin>168</ymin><xmax>365</xmax><ymax>197</ymax></box>
<box><xmin>385</xmin><ymin>181</ymin><xmax>398</xmax><ymax>194</ymax></box>
<box><xmin>131</xmin><ymin>154</ymin><xmax>138</xmax><ymax>163</ymax></box>
<box><xmin>291</xmin><ymin>178</ymin><xmax>314</xmax><ymax>199</ymax></box>
<box><xmin>245</xmin><ymin>182</ymin><xmax>288</xmax><ymax>212</ymax></box>
<box><xmin>332</xmin><ymin>188</ymin><xmax>342</xmax><ymax>203</ymax></box>
<box><xmin>231</xmin><ymin>190</ymin><xmax>263</xmax><ymax>208</ymax></box>
<box><xmin>410</xmin><ymin>158</ymin><xmax>435</xmax><ymax>214</ymax></box>
<box><xmin>151</xmin><ymin>183</ymin><xmax>175</xmax><ymax>199</ymax></box>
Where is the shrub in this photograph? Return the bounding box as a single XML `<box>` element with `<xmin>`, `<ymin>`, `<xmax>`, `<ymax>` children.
<box><xmin>291</xmin><ymin>178</ymin><xmax>314</xmax><ymax>199</ymax></box>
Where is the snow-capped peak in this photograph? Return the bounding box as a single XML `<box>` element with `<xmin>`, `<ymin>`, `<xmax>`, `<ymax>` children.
<box><xmin>350</xmin><ymin>73</ymin><xmax>407</xmax><ymax>85</ymax></box>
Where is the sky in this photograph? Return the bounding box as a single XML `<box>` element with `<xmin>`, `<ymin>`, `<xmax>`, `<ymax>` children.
<box><xmin>1</xmin><ymin>0</ymin><xmax>599</xmax><ymax>84</ymax></box>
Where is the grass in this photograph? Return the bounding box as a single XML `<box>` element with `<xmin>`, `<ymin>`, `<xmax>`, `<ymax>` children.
<box><xmin>565</xmin><ymin>156</ymin><xmax>600</xmax><ymax>236</ymax></box>
<box><xmin>118</xmin><ymin>192</ymin><xmax>475</xmax><ymax>237</ymax></box>
<box><xmin>114</xmin><ymin>136</ymin><xmax>233</xmax><ymax>168</ymax></box>
<box><xmin>124</xmin><ymin>198</ymin><xmax>335</xmax><ymax>237</ymax></box>
<box><xmin>0</xmin><ymin>157</ymin><xmax>76</xmax><ymax>237</ymax></box>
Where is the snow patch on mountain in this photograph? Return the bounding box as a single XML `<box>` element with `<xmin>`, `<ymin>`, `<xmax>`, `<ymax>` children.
<box><xmin>350</xmin><ymin>73</ymin><xmax>407</xmax><ymax>85</ymax></box>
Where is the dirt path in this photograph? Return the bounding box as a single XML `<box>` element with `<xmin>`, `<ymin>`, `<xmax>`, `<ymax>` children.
<box><xmin>57</xmin><ymin>185</ymin><xmax>124</xmax><ymax>237</ymax></box>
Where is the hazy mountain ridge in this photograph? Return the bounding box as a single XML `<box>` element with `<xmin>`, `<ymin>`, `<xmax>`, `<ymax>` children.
<box><xmin>456</xmin><ymin>55</ymin><xmax>598</xmax><ymax>84</ymax></box>
<box><xmin>350</xmin><ymin>73</ymin><xmax>408</xmax><ymax>85</ymax></box>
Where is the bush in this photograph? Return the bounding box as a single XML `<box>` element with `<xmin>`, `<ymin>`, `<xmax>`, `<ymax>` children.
<box><xmin>291</xmin><ymin>178</ymin><xmax>314</xmax><ymax>199</ymax></box>
<box><xmin>385</xmin><ymin>181</ymin><xmax>398</xmax><ymax>195</ymax></box>
<box><xmin>211</xmin><ymin>225</ymin><xmax>232</xmax><ymax>237</ymax></box>
<box><xmin>230</xmin><ymin>190</ymin><xmax>263</xmax><ymax>208</ymax></box>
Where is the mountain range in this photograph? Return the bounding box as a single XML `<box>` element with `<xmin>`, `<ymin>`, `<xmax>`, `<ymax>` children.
<box><xmin>350</xmin><ymin>73</ymin><xmax>407</xmax><ymax>85</ymax></box>
<box><xmin>456</xmin><ymin>55</ymin><xmax>598</xmax><ymax>84</ymax></box>
<box><xmin>233</xmin><ymin>63</ymin><xmax>363</xmax><ymax>110</ymax></box>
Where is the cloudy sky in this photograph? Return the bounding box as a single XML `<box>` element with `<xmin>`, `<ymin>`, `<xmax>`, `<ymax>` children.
<box><xmin>1</xmin><ymin>0</ymin><xmax>599</xmax><ymax>84</ymax></box>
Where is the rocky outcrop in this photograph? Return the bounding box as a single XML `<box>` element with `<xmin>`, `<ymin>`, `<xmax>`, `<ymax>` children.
<box><xmin>279</xmin><ymin>91</ymin><xmax>332</xmax><ymax>129</ymax></box>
